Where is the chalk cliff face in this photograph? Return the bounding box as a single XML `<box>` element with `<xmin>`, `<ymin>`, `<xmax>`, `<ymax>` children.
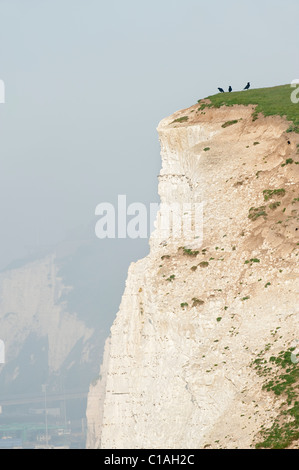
<box><xmin>0</xmin><ymin>232</ymin><xmax>119</xmax><ymax>403</ymax></box>
<box><xmin>86</xmin><ymin>103</ymin><xmax>299</xmax><ymax>449</ymax></box>
<box><xmin>0</xmin><ymin>254</ymin><xmax>96</xmax><ymax>394</ymax></box>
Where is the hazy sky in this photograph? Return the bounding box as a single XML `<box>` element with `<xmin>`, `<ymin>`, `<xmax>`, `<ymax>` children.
<box><xmin>0</xmin><ymin>0</ymin><xmax>298</xmax><ymax>269</ymax></box>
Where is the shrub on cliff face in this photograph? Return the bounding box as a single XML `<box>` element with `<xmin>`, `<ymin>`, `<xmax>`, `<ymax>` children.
<box><xmin>199</xmin><ymin>261</ymin><xmax>209</xmax><ymax>268</ymax></box>
<box><xmin>286</xmin><ymin>124</ymin><xmax>299</xmax><ymax>134</ymax></box>
<box><xmin>192</xmin><ymin>298</ymin><xmax>204</xmax><ymax>307</ymax></box>
<box><xmin>281</xmin><ymin>158</ymin><xmax>296</xmax><ymax>167</ymax></box>
<box><xmin>171</xmin><ymin>116</ymin><xmax>189</xmax><ymax>124</ymax></box>
<box><xmin>269</xmin><ymin>202</ymin><xmax>281</xmax><ymax>210</ymax></box>
<box><xmin>222</xmin><ymin>120</ymin><xmax>239</xmax><ymax>128</ymax></box>
<box><xmin>263</xmin><ymin>189</ymin><xmax>286</xmax><ymax>201</ymax></box>
<box><xmin>252</xmin><ymin>347</ymin><xmax>299</xmax><ymax>449</ymax></box>
<box><xmin>179</xmin><ymin>247</ymin><xmax>199</xmax><ymax>257</ymax></box>
<box><xmin>244</xmin><ymin>258</ymin><xmax>260</xmax><ymax>265</ymax></box>
<box><xmin>248</xmin><ymin>206</ymin><xmax>267</xmax><ymax>221</ymax></box>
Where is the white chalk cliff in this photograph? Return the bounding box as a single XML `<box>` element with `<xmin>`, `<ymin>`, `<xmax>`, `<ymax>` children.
<box><xmin>86</xmin><ymin>102</ymin><xmax>299</xmax><ymax>449</ymax></box>
<box><xmin>0</xmin><ymin>254</ymin><xmax>94</xmax><ymax>368</ymax></box>
<box><xmin>0</xmin><ymin>252</ymin><xmax>99</xmax><ymax>396</ymax></box>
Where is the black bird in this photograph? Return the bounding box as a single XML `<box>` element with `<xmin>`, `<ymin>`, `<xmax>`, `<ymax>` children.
<box><xmin>244</xmin><ymin>82</ymin><xmax>250</xmax><ymax>90</ymax></box>
<box><xmin>228</xmin><ymin>86</ymin><xmax>232</xmax><ymax>92</ymax></box>
<box><xmin>218</xmin><ymin>87</ymin><xmax>225</xmax><ymax>93</ymax></box>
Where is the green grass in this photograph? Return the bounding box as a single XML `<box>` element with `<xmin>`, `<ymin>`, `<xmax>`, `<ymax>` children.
<box><xmin>199</xmin><ymin>85</ymin><xmax>299</xmax><ymax>127</ymax></box>
<box><xmin>263</xmin><ymin>188</ymin><xmax>286</xmax><ymax>201</ymax></box>
<box><xmin>286</xmin><ymin>124</ymin><xmax>299</xmax><ymax>133</ymax></box>
<box><xmin>248</xmin><ymin>206</ymin><xmax>267</xmax><ymax>221</ymax></box>
<box><xmin>252</xmin><ymin>347</ymin><xmax>299</xmax><ymax>449</ymax></box>
<box><xmin>199</xmin><ymin>261</ymin><xmax>209</xmax><ymax>268</ymax></box>
<box><xmin>192</xmin><ymin>298</ymin><xmax>204</xmax><ymax>307</ymax></box>
<box><xmin>245</xmin><ymin>258</ymin><xmax>260</xmax><ymax>264</ymax></box>
<box><xmin>281</xmin><ymin>158</ymin><xmax>296</xmax><ymax>167</ymax></box>
<box><xmin>269</xmin><ymin>202</ymin><xmax>281</xmax><ymax>210</ymax></box>
<box><xmin>171</xmin><ymin>116</ymin><xmax>189</xmax><ymax>124</ymax></box>
<box><xmin>222</xmin><ymin>119</ymin><xmax>239</xmax><ymax>128</ymax></box>
<box><xmin>180</xmin><ymin>247</ymin><xmax>199</xmax><ymax>257</ymax></box>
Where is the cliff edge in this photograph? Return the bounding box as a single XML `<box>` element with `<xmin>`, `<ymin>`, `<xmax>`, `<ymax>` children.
<box><xmin>86</xmin><ymin>85</ymin><xmax>299</xmax><ymax>449</ymax></box>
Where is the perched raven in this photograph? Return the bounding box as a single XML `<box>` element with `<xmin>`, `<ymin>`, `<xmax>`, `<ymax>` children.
<box><xmin>228</xmin><ymin>86</ymin><xmax>232</xmax><ymax>92</ymax></box>
<box><xmin>218</xmin><ymin>87</ymin><xmax>225</xmax><ymax>93</ymax></box>
<box><xmin>244</xmin><ymin>82</ymin><xmax>250</xmax><ymax>90</ymax></box>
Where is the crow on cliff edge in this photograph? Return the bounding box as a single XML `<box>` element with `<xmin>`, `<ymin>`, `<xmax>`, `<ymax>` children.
<box><xmin>244</xmin><ymin>82</ymin><xmax>250</xmax><ymax>90</ymax></box>
<box><xmin>218</xmin><ymin>87</ymin><xmax>225</xmax><ymax>93</ymax></box>
<box><xmin>228</xmin><ymin>86</ymin><xmax>232</xmax><ymax>92</ymax></box>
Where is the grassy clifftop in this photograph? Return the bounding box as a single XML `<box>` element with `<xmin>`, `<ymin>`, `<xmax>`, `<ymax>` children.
<box><xmin>200</xmin><ymin>84</ymin><xmax>299</xmax><ymax>131</ymax></box>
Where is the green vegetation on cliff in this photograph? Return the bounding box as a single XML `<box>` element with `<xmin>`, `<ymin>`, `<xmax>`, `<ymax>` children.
<box><xmin>252</xmin><ymin>346</ymin><xmax>299</xmax><ymax>449</ymax></box>
<box><xmin>199</xmin><ymin>84</ymin><xmax>299</xmax><ymax>130</ymax></box>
